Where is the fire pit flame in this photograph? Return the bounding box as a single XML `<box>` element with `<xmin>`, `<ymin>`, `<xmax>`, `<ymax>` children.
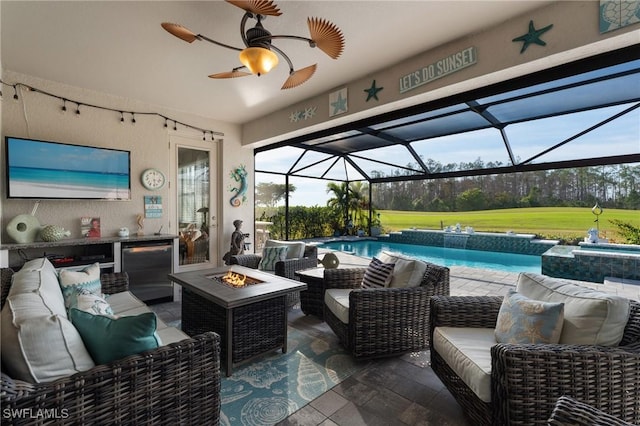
<box><xmin>222</xmin><ymin>270</ymin><xmax>247</xmax><ymax>287</ymax></box>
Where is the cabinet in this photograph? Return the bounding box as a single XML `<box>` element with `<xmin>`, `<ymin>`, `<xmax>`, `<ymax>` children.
<box><xmin>0</xmin><ymin>235</ymin><xmax>179</xmax><ymax>303</ymax></box>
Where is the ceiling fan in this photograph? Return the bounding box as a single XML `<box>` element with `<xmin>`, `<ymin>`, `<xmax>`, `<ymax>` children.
<box><xmin>161</xmin><ymin>0</ymin><xmax>345</xmax><ymax>89</ymax></box>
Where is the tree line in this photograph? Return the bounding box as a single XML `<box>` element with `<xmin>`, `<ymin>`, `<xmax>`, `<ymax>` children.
<box><xmin>371</xmin><ymin>163</ymin><xmax>640</xmax><ymax>212</ymax></box>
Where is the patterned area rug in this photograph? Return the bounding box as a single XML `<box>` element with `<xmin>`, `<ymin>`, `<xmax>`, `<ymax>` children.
<box><xmin>219</xmin><ymin>318</ymin><xmax>366</xmax><ymax>425</ymax></box>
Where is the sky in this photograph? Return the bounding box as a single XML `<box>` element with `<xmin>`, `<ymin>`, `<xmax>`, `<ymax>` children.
<box><xmin>255</xmin><ymin>104</ymin><xmax>640</xmax><ymax>207</ymax></box>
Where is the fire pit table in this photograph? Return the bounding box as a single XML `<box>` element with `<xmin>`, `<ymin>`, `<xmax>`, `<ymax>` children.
<box><xmin>169</xmin><ymin>265</ymin><xmax>306</xmax><ymax>376</ymax></box>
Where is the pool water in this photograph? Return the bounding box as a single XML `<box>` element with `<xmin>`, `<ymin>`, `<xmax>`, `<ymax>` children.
<box><xmin>321</xmin><ymin>240</ymin><xmax>541</xmax><ymax>273</ymax></box>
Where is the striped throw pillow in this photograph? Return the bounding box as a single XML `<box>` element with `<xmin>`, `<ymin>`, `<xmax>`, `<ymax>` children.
<box><xmin>258</xmin><ymin>246</ymin><xmax>289</xmax><ymax>271</ymax></box>
<box><xmin>361</xmin><ymin>257</ymin><xmax>395</xmax><ymax>288</ymax></box>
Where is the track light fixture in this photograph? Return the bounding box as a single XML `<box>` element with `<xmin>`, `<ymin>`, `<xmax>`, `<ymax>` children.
<box><xmin>0</xmin><ymin>79</ymin><xmax>223</xmax><ymax>138</ymax></box>
<box><xmin>161</xmin><ymin>0</ymin><xmax>344</xmax><ymax>89</ymax></box>
<box><xmin>132</xmin><ymin>113</ymin><xmax>136</xmax><ymax>124</ymax></box>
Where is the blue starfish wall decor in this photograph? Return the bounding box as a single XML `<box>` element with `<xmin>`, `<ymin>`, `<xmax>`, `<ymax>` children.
<box><xmin>330</xmin><ymin>89</ymin><xmax>348</xmax><ymax>116</ymax></box>
<box><xmin>364</xmin><ymin>80</ymin><xmax>383</xmax><ymax>102</ymax></box>
<box><xmin>512</xmin><ymin>20</ymin><xmax>553</xmax><ymax>53</ymax></box>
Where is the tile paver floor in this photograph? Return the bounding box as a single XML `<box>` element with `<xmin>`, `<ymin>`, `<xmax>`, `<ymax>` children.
<box><xmin>154</xmin><ymin>257</ymin><xmax>639</xmax><ymax>426</ymax></box>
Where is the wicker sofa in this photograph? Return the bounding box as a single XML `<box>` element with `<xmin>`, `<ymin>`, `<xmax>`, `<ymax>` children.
<box><xmin>323</xmin><ymin>256</ymin><xmax>450</xmax><ymax>359</ymax></box>
<box><xmin>1</xmin><ymin>260</ymin><xmax>221</xmax><ymax>425</ymax></box>
<box><xmin>429</xmin><ymin>272</ymin><xmax>640</xmax><ymax>426</ymax></box>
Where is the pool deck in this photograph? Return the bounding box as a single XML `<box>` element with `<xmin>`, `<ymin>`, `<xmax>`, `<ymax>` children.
<box><xmin>320</xmin><ymin>248</ymin><xmax>640</xmax><ymax>301</ymax></box>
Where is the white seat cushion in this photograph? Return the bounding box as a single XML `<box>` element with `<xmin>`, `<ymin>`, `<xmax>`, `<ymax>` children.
<box><xmin>433</xmin><ymin>327</ymin><xmax>496</xmax><ymax>403</ymax></box>
<box><xmin>6</xmin><ymin>257</ymin><xmax>67</xmax><ymax>318</ymax></box>
<box><xmin>516</xmin><ymin>273</ymin><xmax>630</xmax><ymax>346</ymax></box>
<box><xmin>1</xmin><ymin>258</ymin><xmax>95</xmax><ymax>383</ymax></box>
<box><xmin>378</xmin><ymin>251</ymin><xmax>428</xmax><ymax>288</ymax></box>
<box><xmin>325</xmin><ymin>288</ymin><xmax>353</xmax><ymax>324</ymax></box>
<box><xmin>106</xmin><ymin>291</ymin><xmax>149</xmax><ymax>315</ymax></box>
<box><xmin>264</xmin><ymin>239</ymin><xmax>305</xmax><ymax>259</ymax></box>
<box><xmin>157</xmin><ymin>326</ymin><xmax>190</xmax><ymax>345</ymax></box>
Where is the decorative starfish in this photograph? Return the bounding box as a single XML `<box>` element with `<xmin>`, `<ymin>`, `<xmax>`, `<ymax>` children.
<box><xmin>303</xmin><ymin>107</ymin><xmax>317</xmax><ymax>120</ymax></box>
<box><xmin>289</xmin><ymin>111</ymin><xmax>300</xmax><ymax>122</ymax></box>
<box><xmin>364</xmin><ymin>80</ymin><xmax>383</xmax><ymax>102</ymax></box>
<box><xmin>331</xmin><ymin>92</ymin><xmax>348</xmax><ymax>115</ymax></box>
<box><xmin>512</xmin><ymin>20</ymin><xmax>553</xmax><ymax>53</ymax></box>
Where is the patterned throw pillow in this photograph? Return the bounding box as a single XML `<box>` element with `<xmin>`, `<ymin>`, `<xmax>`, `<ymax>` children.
<box><xmin>495</xmin><ymin>289</ymin><xmax>565</xmax><ymax>344</ymax></box>
<box><xmin>69</xmin><ymin>308</ymin><xmax>160</xmax><ymax>364</ymax></box>
<box><xmin>76</xmin><ymin>289</ymin><xmax>115</xmax><ymax>316</ymax></box>
<box><xmin>258</xmin><ymin>246</ymin><xmax>289</xmax><ymax>271</ymax></box>
<box><xmin>361</xmin><ymin>257</ymin><xmax>396</xmax><ymax>288</ymax></box>
<box><xmin>58</xmin><ymin>263</ymin><xmax>102</xmax><ymax>309</ymax></box>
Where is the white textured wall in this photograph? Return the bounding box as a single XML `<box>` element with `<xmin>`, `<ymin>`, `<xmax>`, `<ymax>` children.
<box><xmin>0</xmin><ymin>71</ymin><xmax>252</xmax><ymax>264</ymax></box>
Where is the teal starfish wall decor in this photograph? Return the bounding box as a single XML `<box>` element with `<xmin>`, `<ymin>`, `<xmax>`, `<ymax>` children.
<box><xmin>512</xmin><ymin>20</ymin><xmax>553</xmax><ymax>53</ymax></box>
<box><xmin>330</xmin><ymin>90</ymin><xmax>348</xmax><ymax>116</ymax></box>
<box><xmin>364</xmin><ymin>80</ymin><xmax>383</xmax><ymax>102</ymax></box>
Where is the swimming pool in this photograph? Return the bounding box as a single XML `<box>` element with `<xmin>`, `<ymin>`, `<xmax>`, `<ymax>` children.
<box><xmin>320</xmin><ymin>240</ymin><xmax>541</xmax><ymax>273</ymax></box>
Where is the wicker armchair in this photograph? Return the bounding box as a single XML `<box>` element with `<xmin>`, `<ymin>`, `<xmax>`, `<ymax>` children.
<box><xmin>1</xmin><ymin>268</ymin><xmax>221</xmax><ymax>426</ymax></box>
<box><xmin>548</xmin><ymin>395</ymin><xmax>637</xmax><ymax>426</ymax></box>
<box><xmin>230</xmin><ymin>243</ymin><xmax>318</xmax><ymax>307</ymax></box>
<box><xmin>429</xmin><ymin>295</ymin><xmax>640</xmax><ymax>426</ymax></box>
<box><xmin>324</xmin><ymin>263</ymin><xmax>450</xmax><ymax>359</ymax></box>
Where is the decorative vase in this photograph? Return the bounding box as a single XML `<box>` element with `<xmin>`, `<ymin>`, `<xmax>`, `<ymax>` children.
<box><xmin>40</xmin><ymin>225</ymin><xmax>71</xmax><ymax>242</ymax></box>
<box><xmin>6</xmin><ymin>214</ymin><xmax>41</xmax><ymax>244</ymax></box>
<box><xmin>319</xmin><ymin>252</ymin><xmax>340</xmax><ymax>269</ymax></box>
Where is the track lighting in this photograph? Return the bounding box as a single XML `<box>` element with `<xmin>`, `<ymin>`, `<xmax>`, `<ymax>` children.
<box><xmin>0</xmin><ymin>79</ymin><xmax>223</xmax><ymax>138</ymax></box>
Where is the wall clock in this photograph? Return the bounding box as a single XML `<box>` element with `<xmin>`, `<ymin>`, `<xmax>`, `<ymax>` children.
<box><xmin>141</xmin><ymin>168</ymin><xmax>166</xmax><ymax>190</ymax></box>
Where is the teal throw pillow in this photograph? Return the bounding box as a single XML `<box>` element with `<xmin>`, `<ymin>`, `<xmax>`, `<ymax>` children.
<box><xmin>258</xmin><ymin>246</ymin><xmax>289</xmax><ymax>271</ymax></box>
<box><xmin>495</xmin><ymin>289</ymin><xmax>564</xmax><ymax>344</ymax></box>
<box><xmin>69</xmin><ymin>308</ymin><xmax>160</xmax><ymax>364</ymax></box>
<box><xmin>58</xmin><ymin>263</ymin><xmax>102</xmax><ymax>309</ymax></box>
<box><xmin>361</xmin><ymin>257</ymin><xmax>396</xmax><ymax>288</ymax></box>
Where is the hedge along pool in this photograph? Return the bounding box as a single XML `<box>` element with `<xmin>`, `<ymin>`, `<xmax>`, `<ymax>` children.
<box><xmin>320</xmin><ymin>240</ymin><xmax>541</xmax><ymax>273</ymax></box>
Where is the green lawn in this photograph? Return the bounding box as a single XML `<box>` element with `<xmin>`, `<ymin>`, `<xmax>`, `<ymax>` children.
<box><xmin>378</xmin><ymin>207</ymin><xmax>639</xmax><ymax>242</ymax></box>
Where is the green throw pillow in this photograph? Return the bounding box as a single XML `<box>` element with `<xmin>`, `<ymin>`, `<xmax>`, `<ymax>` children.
<box><xmin>69</xmin><ymin>308</ymin><xmax>160</xmax><ymax>364</ymax></box>
<box><xmin>258</xmin><ymin>246</ymin><xmax>289</xmax><ymax>271</ymax></box>
<box><xmin>495</xmin><ymin>289</ymin><xmax>564</xmax><ymax>344</ymax></box>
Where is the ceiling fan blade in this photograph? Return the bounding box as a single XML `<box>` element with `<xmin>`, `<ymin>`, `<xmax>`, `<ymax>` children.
<box><xmin>208</xmin><ymin>70</ymin><xmax>252</xmax><ymax>79</ymax></box>
<box><xmin>307</xmin><ymin>18</ymin><xmax>344</xmax><ymax>59</ymax></box>
<box><xmin>161</xmin><ymin>22</ymin><xmax>198</xmax><ymax>43</ymax></box>
<box><xmin>226</xmin><ymin>0</ymin><xmax>282</xmax><ymax>16</ymax></box>
<box><xmin>281</xmin><ymin>64</ymin><xmax>317</xmax><ymax>90</ymax></box>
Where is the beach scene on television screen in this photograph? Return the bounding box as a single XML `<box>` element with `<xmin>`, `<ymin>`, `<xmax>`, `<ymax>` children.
<box><xmin>8</xmin><ymin>138</ymin><xmax>131</xmax><ymax>200</ymax></box>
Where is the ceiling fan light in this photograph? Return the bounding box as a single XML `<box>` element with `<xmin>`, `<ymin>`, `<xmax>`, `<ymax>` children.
<box><xmin>239</xmin><ymin>47</ymin><xmax>279</xmax><ymax>76</ymax></box>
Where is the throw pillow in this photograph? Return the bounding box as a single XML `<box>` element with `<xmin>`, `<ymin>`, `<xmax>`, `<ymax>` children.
<box><xmin>495</xmin><ymin>289</ymin><xmax>564</xmax><ymax>344</ymax></box>
<box><xmin>69</xmin><ymin>308</ymin><xmax>160</xmax><ymax>365</ymax></box>
<box><xmin>75</xmin><ymin>289</ymin><xmax>115</xmax><ymax>316</ymax></box>
<box><xmin>378</xmin><ymin>251</ymin><xmax>428</xmax><ymax>288</ymax></box>
<box><xmin>58</xmin><ymin>263</ymin><xmax>101</xmax><ymax>309</ymax></box>
<box><xmin>361</xmin><ymin>257</ymin><xmax>396</xmax><ymax>289</ymax></box>
<box><xmin>258</xmin><ymin>246</ymin><xmax>289</xmax><ymax>271</ymax></box>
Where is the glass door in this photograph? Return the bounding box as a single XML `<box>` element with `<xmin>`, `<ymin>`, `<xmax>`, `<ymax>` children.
<box><xmin>170</xmin><ymin>136</ymin><xmax>218</xmax><ymax>271</ymax></box>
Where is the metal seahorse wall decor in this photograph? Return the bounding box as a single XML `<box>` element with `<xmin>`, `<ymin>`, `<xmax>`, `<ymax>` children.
<box><xmin>229</xmin><ymin>164</ymin><xmax>248</xmax><ymax>207</ymax></box>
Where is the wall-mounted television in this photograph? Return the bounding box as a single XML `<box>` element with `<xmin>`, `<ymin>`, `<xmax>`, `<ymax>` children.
<box><xmin>5</xmin><ymin>137</ymin><xmax>131</xmax><ymax>200</ymax></box>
